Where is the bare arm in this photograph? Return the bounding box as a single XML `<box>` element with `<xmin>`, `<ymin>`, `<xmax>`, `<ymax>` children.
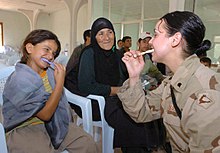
<box><xmin>110</xmin><ymin>86</ymin><xmax>120</xmax><ymax>96</ymax></box>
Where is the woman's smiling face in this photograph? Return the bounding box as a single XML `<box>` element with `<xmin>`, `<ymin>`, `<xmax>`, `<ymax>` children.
<box><xmin>96</xmin><ymin>28</ymin><xmax>114</xmax><ymax>50</ymax></box>
<box><xmin>149</xmin><ymin>19</ymin><xmax>173</xmax><ymax>63</ymax></box>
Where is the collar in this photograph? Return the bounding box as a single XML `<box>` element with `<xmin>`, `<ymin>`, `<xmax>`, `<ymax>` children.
<box><xmin>170</xmin><ymin>55</ymin><xmax>201</xmax><ymax>92</ymax></box>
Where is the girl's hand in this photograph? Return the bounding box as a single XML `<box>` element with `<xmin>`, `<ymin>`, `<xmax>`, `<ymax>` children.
<box><xmin>53</xmin><ymin>62</ymin><xmax>66</xmax><ymax>86</ymax></box>
<box><xmin>122</xmin><ymin>50</ymin><xmax>145</xmax><ymax>78</ymax></box>
<box><xmin>36</xmin><ymin>62</ymin><xmax>65</xmax><ymax>121</ymax></box>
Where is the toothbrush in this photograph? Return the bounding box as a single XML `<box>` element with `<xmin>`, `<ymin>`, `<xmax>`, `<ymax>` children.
<box><xmin>133</xmin><ymin>49</ymin><xmax>154</xmax><ymax>58</ymax></box>
<box><xmin>41</xmin><ymin>58</ymin><xmax>55</xmax><ymax>69</ymax></box>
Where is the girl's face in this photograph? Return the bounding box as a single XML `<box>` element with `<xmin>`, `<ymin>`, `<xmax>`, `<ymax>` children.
<box><xmin>26</xmin><ymin>39</ymin><xmax>58</xmax><ymax>73</ymax></box>
<box><xmin>149</xmin><ymin>20</ymin><xmax>173</xmax><ymax>63</ymax></box>
<box><xmin>96</xmin><ymin>28</ymin><xmax>114</xmax><ymax>50</ymax></box>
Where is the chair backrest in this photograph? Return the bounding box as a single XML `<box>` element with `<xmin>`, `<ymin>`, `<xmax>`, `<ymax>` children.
<box><xmin>64</xmin><ymin>88</ymin><xmax>93</xmax><ymax>135</ymax></box>
<box><xmin>64</xmin><ymin>88</ymin><xmax>114</xmax><ymax>153</ymax></box>
<box><xmin>0</xmin><ymin>66</ymin><xmax>15</xmax><ymax>123</ymax></box>
<box><xmin>0</xmin><ymin>66</ymin><xmax>15</xmax><ymax>96</ymax></box>
<box><xmin>0</xmin><ymin>66</ymin><xmax>14</xmax><ymax>153</ymax></box>
<box><xmin>86</xmin><ymin>95</ymin><xmax>114</xmax><ymax>153</ymax></box>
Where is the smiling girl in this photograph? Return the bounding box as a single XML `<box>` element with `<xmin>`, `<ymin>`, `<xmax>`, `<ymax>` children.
<box><xmin>2</xmin><ymin>29</ymin><xmax>96</xmax><ymax>153</ymax></box>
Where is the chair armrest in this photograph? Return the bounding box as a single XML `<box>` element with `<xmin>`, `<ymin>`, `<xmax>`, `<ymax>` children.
<box><xmin>64</xmin><ymin>88</ymin><xmax>93</xmax><ymax>136</ymax></box>
<box><xmin>86</xmin><ymin>95</ymin><xmax>105</xmax><ymax>124</ymax></box>
<box><xmin>86</xmin><ymin>94</ymin><xmax>114</xmax><ymax>153</ymax></box>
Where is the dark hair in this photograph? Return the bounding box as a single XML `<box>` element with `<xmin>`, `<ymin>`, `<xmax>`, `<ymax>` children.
<box><xmin>20</xmin><ymin>29</ymin><xmax>61</xmax><ymax>64</ymax></box>
<box><xmin>83</xmin><ymin>29</ymin><xmax>91</xmax><ymax>42</ymax></box>
<box><xmin>117</xmin><ymin>39</ymin><xmax>122</xmax><ymax>43</ymax></box>
<box><xmin>160</xmin><ymin>11</ymin><xmax>211</xmax><ymax>56</ymax></box>
<box><xmin>138</xmin><ymin>37</ymin><xmax>151</xmax><ymax>43</ymax></box>
<box><xmin>200</xmin><ymin>56</ymin><xmax>212</xmax><ymax>67</ymax></box>
<box><xmin>195</xmin><ymin>40</ymin><xmax>211</xmax><ymax>58</ymax></box>
<box><xmin>122</xmin><ymin>36</ymin><xmax>131</xmax><ymax>42</ymax></box>
<box><xmin>138</xmin><ymin>38</ymin><xmax>142</xmax><ymax>43</ymax></box>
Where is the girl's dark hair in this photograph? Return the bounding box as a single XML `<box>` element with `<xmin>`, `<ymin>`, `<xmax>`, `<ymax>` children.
<box><xmin>160</xmin><ymin>11</ymin><xmax>211</xmax><ymax>56</ymax></box>
<box><xmin>20</xmin><ymin>29</ymin><xmax>61</xmax><ymax>64</ymax></box>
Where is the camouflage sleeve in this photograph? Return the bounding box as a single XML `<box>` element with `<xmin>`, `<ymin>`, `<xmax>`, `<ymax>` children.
<box><xmin>117</xmin><ymin>79</ymin><xmax>161</xmax><ymax>123</ymax></box>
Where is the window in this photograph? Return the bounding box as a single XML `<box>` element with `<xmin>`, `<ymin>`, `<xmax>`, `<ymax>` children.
<box><xmin>194</xmin><ymin>0</ymin><xmax>220</xmax><ymax>63</ymax></box>
<box><xmin>103</xmin><ymin>0</ymin><xmax>169</xmax><ymax>49</ymax></box>
<box><xmin>0</xmin><ymin>22</ymin><xmax>3</xmax><ymax>46</ymax></box>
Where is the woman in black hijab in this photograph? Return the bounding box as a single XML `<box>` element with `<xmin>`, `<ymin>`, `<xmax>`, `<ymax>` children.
<box><xmin>77</xmin><ymin>17</ymin><xmax>166</xmax><ymax>153</ymax></box>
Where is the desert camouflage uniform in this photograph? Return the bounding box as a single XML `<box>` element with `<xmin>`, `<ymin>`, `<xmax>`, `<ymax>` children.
<box><xmin>118</xmin><ymin>55</ymin><xmax>220</xmax><ymax>153</ymax></box>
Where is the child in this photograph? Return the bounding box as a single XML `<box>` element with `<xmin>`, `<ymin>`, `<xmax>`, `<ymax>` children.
<box><xmin>2</xmin><ymin>29</ymin><xmax>97</xmax><ymax>153</ymax></box>
<box><xmin>200</xmin><ymin>56</ymin><xmax>212</xmax><ymax>68</ymax></box>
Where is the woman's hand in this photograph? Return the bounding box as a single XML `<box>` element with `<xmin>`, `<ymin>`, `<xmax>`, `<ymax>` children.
<box><xmin>122</xmin><ymin>50</ymin><xmax>145</xmax><ymax>86</ymax></box>
<box><xmin>122</xmin><ymin>50</ymin><xmax>145</xmax><ymax>78</ymax></box>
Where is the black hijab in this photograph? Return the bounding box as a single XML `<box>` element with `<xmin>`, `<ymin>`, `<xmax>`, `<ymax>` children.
<box><xmin>91</xmin><ymin>17</ymin><xmax>120</xmax><ymax>86</ymax></box>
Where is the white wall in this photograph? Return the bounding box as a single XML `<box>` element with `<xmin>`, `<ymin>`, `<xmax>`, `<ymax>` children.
<box><xmin>0</xmin><ymin>9</ymin><xmax>71</xmax><ymax>53</ymax></box>
<box><xmin>50</xmin><ymin>9</ymin><xmax>70</xmax><ymax>52</ymax></box>
<box><xmin>76</xmin><ymin>3</ymin><xmax>89</xmax><ymax>46</ymax></box>
<box><xmin>36</xmin><ymin>12</ymin><xmax>52</xmax><ymax>30</ymax></box>
<box><xmin>0</xmin><ymin>10</ymin><xmax>30</xmax><ymax>48</ymax></box>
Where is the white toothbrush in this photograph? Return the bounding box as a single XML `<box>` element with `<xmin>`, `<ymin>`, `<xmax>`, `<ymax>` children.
<box><xmin>133</xmin><ymin>49</ymin><xmax>154</xmax><ymax>58</ymax></box>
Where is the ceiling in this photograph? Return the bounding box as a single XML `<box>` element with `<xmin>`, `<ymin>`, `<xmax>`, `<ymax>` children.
<box><xmin>0</xmin><ymin>0</ymin><xmax>66</xmax><ymax>13</ymax></box>
<box><xmin>0</xmin><ymin>0</ymin><xmax>220</xmax><ymax>22</ymax></box>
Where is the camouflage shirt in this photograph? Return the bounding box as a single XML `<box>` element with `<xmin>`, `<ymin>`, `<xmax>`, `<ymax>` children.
<box><xmin>118</xmin><ymin>55</ymin><xmax>220</xmax><ymax>153</ymax></box>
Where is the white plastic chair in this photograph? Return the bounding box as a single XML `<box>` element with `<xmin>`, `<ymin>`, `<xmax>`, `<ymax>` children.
<box><xmin>0</xmin><ymin>66</ymin><xmax>15</xmax><ymax>122</ymax></box>
<box><xmin>0</xmin><ymin>66</ymin><xmax>15</xmax><ymax>95</ymax></box>
<box><xmin>87</xmin><ymin>95</ymin><xmax>114</xmax><ymax>153</ymax></box>
<box><xmin>64</xmin><ymin>88</ymin><xmax>93</xmax><ymax>135</ymax></box>
<box><xmin>0</xmin><ymin>122</ymin><xmax>8</xmax><ymax>153</ymax></box>
<box><xmin>0</xmin><ymin>66</ymin><xmax>68</xmax><ymax>153</ymax></box>
<box><xmin>74</xmin><ymin>93</ymin><xmax>114</xmax><ymax>153</ymax></box>
<box><xmin>0</xmin><ymin>66</ymin><xmax>14</xmax><ymax>153</ymax></box>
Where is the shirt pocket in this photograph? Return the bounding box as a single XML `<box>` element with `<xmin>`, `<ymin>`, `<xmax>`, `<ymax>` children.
<box><xmin>163</xmin><ymin>102</ymin><xmax>181</xmax><ymax>127</ymax></box>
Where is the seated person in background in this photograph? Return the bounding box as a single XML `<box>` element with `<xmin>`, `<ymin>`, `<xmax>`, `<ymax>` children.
<box><xmin>78</xmin><ymin>17</ymin><xmax>166</xmax><ymax>153</ymax></box>
<box><xmin>2</xmin><ymin>29</ymin><xmax>97</xmax><ymax>153</ymax></box>
<box><xmin>200</xmin><ymin>56</ymin><xmax>212</xmax><ymax>68</ymax></box>
<box><xmin>117</xmin><ymin>39</ymin><xmax>123</xmax><ymax>50</ymax></box>
<box><xmin>120</xmin><ymin>36</ymin><xmax>132</xmax><ymax>53</ymax></box>
<box><xmin>137</xmin><ymin>31</ymin><xmax>165</xmax><ymax>90</ymax></box>
<box><xmin>66</xmin><ymin>29</ymin><xmax>91</xmax><ymax>73</ymax></box>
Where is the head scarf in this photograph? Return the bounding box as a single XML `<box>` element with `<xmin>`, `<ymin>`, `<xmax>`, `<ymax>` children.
<box><xmin>91</xmin><ymin>17</ymin><xmax>120</xmax><ymax>86</ymax></box>
<box><xmin>91</xmin><ymin>17</ymin><xmax>116</xmax><ymax>52</ymax></box>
